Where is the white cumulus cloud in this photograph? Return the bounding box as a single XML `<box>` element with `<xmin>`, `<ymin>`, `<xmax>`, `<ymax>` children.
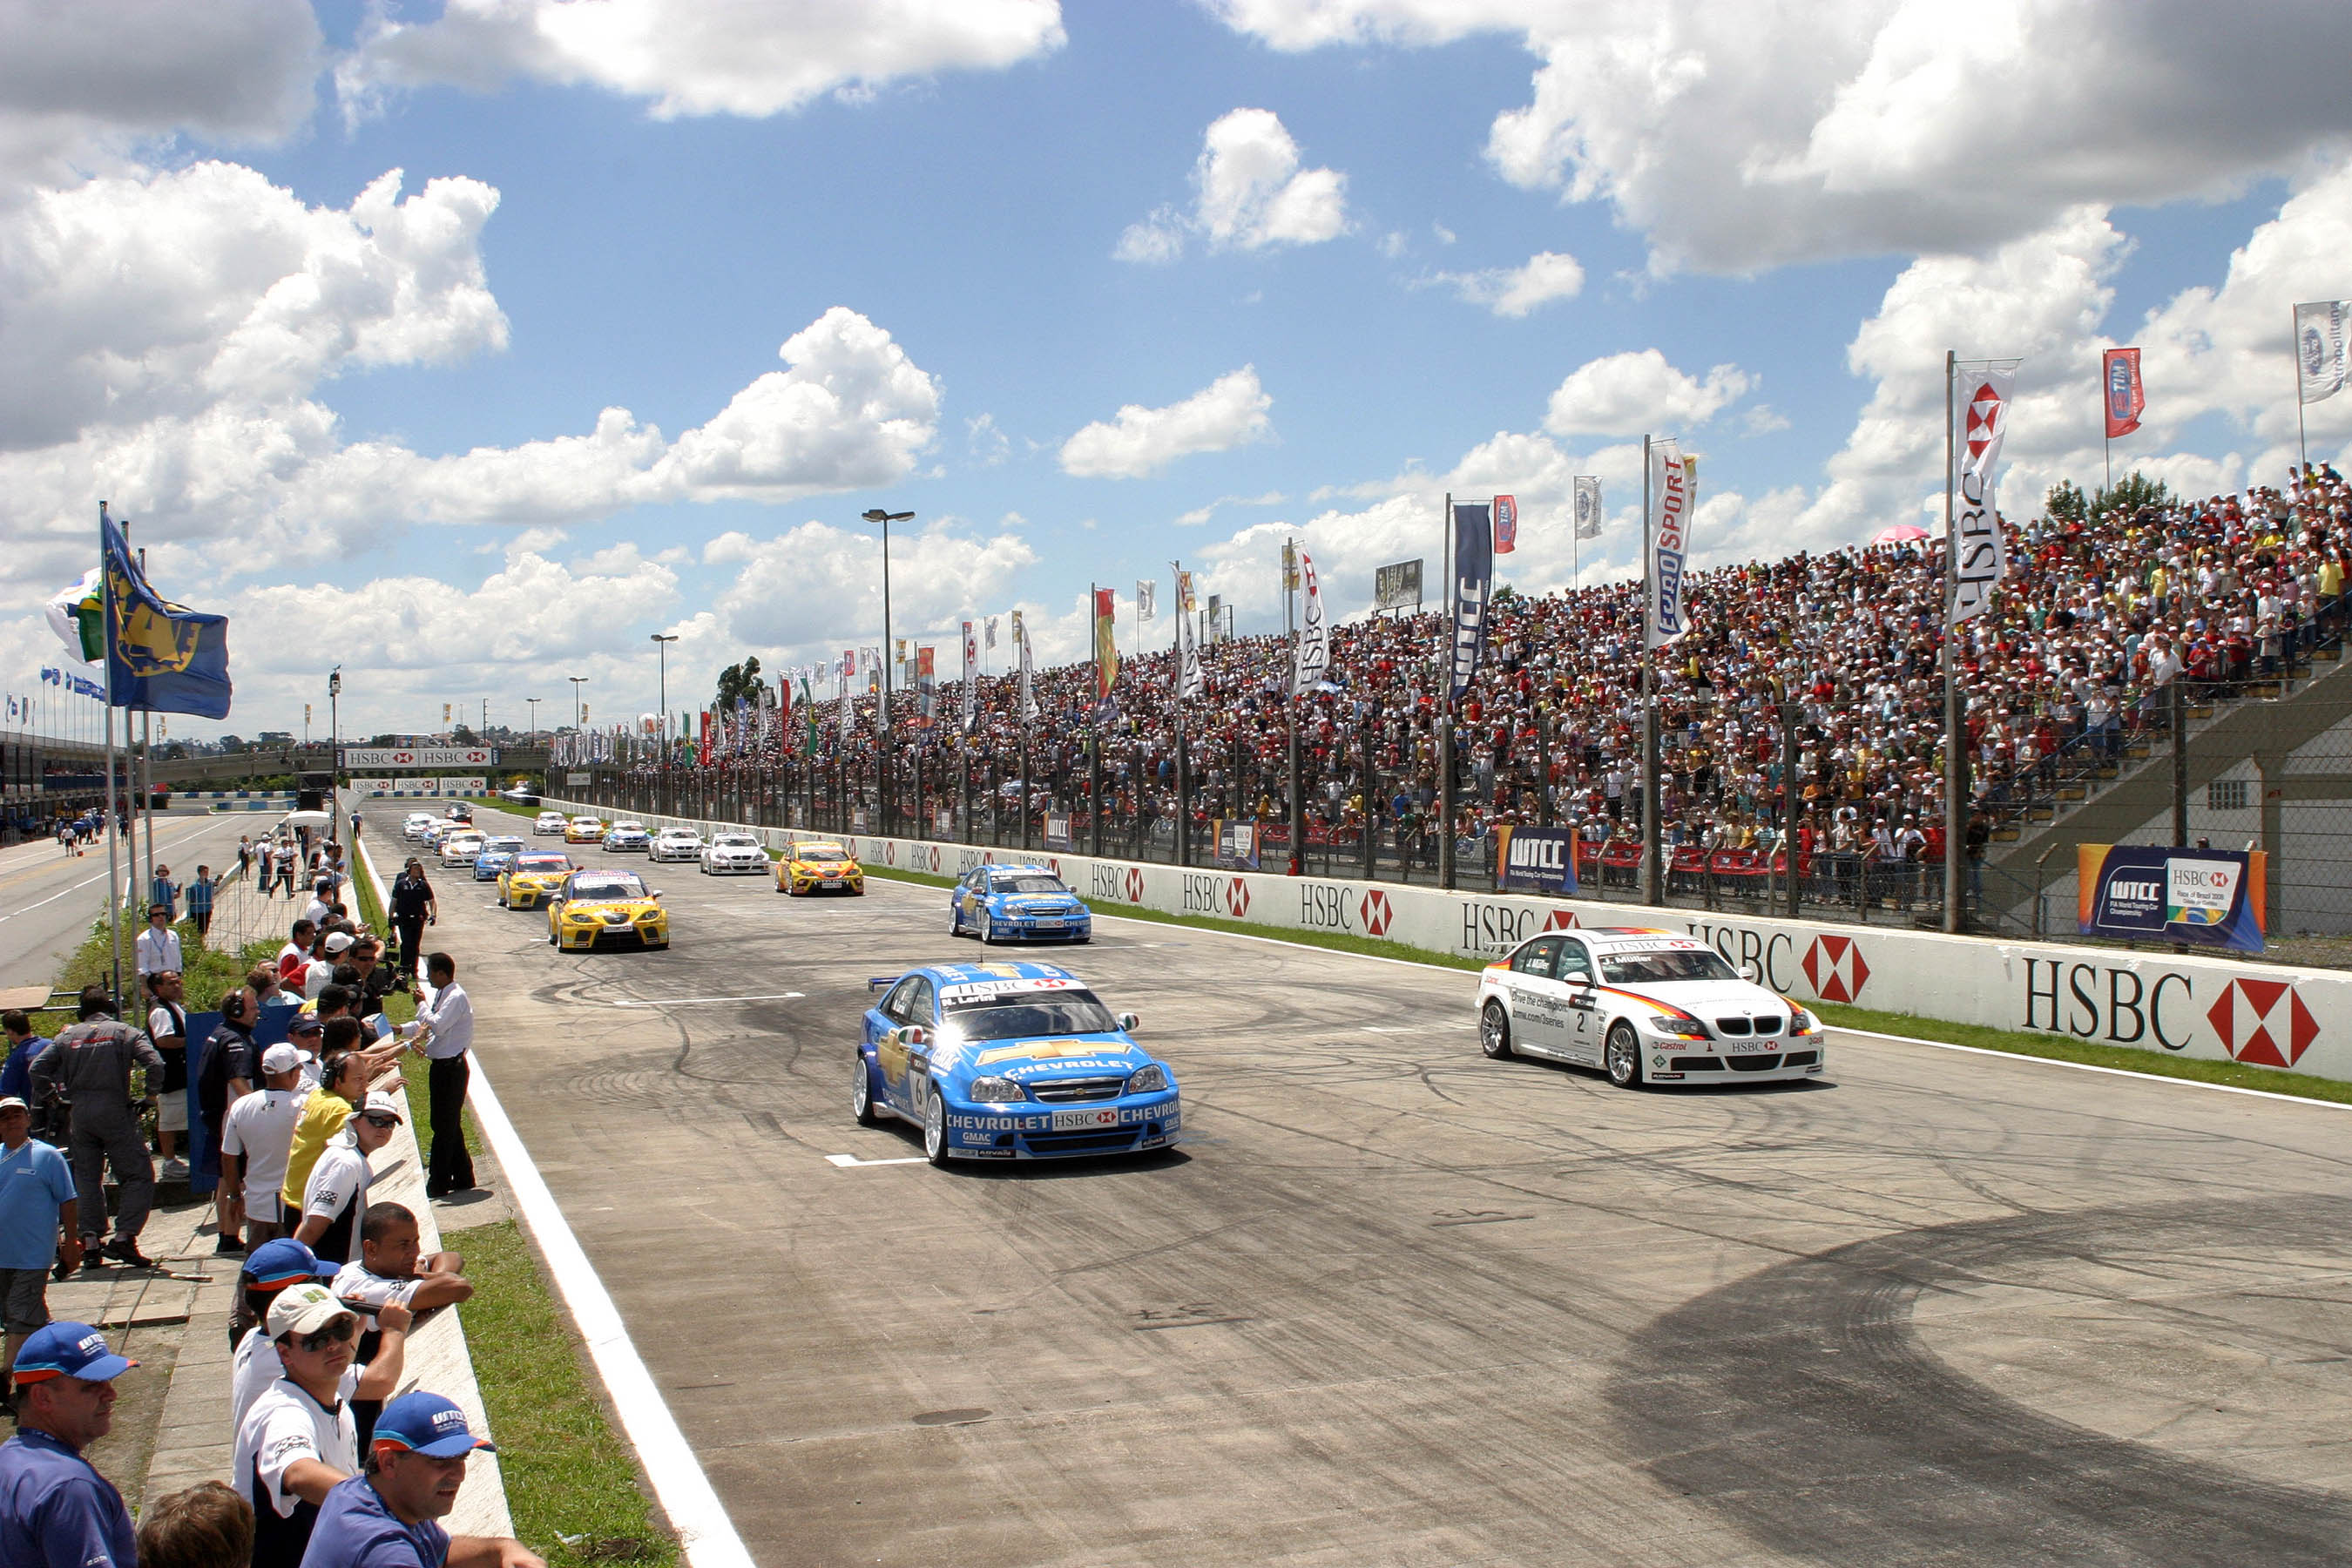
<box><xmin>1430</xmin><ymin>249</ymin><xmax>1584</xmax><ymax>316</ymax></box>
<box><xmin>1059</xmin><ymin>367</ymin><xmax>1274</xmax><ymax>479</ymax></box>
<box><xmin>1544</xmin><ymin>349</ymin><xmax>1752</xmax><ymax>436</ymax></box>
<box><xmin>340</xmin><ymin>0</ymin><xmax>1066</xmax><ymax>121</ymax></box>
<box><xmin>1114</xmin><ymin>108</ymin><xmax>1349</xmax><ymax>262</ymax></box>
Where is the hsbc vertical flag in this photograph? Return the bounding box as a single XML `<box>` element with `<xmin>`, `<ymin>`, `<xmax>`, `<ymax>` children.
<box><xmin>1949</xmin><ymin>368</ymin><xmax>2015</xmax><ymax>625</ymax></box>
<box><xmin>2103</xmin><ymin>347</ymin><xmax>2144</xmax><ymax>437</ymax></box>
<box><xmin>1645</xmin><ymin>439</ymin><xmax>1693</xmax><ymax>648</ymax></box>
<box><xmin>1450</xmin><ymin>503</ymin><xmax>1492</xmax><ymax>699</ymax></box>
<box><xmin>1492</xmin><ymin>493</ymin><xmax>1517</xmax><ymax>554</ymax></box>
<box><xmin>1292</xmin><ymin>548</ymin><xmax>1328</xmax><ymax>694</ymax></box>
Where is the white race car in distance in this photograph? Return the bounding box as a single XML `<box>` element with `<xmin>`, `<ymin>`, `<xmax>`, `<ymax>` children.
<box><xmin>534</xmin><ymin>810</ymin><xmax>568</xmax><ymax>835</ymax></box>
<box><xmin>700</xmin><ymin>832</ymin><xmax>769</xmax><ymax>875</ymax></box>
<box><xmin>1476</xmin><ymin>927</ymin><xmax>1826</xmax><ymax>1089</ymax></box>
<box><xmin>649</xmin><ymin>827</ymin><xmax>705</xmax><ymax>862</ymax></box>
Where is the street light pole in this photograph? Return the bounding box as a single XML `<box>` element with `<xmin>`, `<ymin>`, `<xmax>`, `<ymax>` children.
<box><xmin>651</xmin><ymin>633</ymin><xmax>678</xmax><ymax>812</ymax></box>
<box><xmin>862</xmin><ymin>508</ymin><xmax>914</xmax><ymax>835</ymax></box>
<box><xmin>569</xmin><ymin>676</ymin><xmax>587</xmax><ymax>733</ymax></box>
<box><xmin>525</xmin><ymin>698</ymin><xmax>540</xmax><ymax>747</ymax></box>
<box><xmin>328</xmin><ymin>666</ymin><xmax>341</xmax><ymax>847</ymax></box>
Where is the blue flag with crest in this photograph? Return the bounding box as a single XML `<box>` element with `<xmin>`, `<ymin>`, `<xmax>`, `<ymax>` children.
<box><xmin>102</xmin><ymin>510</ymin><xmax>233</xmax><ymax>718</ymax></box>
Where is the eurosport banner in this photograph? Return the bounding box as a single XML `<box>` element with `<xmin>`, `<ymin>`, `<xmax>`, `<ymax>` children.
<box><xmin>1573</xmin><ymin>476</ymin><xmax>1602</xmax><ymax>539</ymax></box>
<box><xmin>1213</xmin><ymin>818</ymin><xmax>1260</xmax><ymax>870</ymax></box>
<box><xmin>2078</xmin><ymin>843</ymin><xmax>2267</xmax><ymax>953</ymax></box>
<box><xmin>1949</xmin><ymin>368</ymin><xmax>2014</xmax><ymax>625</ymax></box>
<box><xmin>1450</xmin><ymin>502</ymin><xmax>1491</xmax><ymax>699</ymax></box>
<box><xmin>2296</xmin><ymin>300</ymin><xmax>2349</xmax><ymax>405</ymax></box>
<box><xmin>1646</xmin><ymin>439</ymin><xmax>1692</xmax><ymax>647</ymax></box>
<box><xmin>2103</xmin><ymin>346</ymin><xmax>2144</xmax><ymax>438</ymax></box>
<box><xmin>1293</xmin><ymin>547</ymin><xmax>1328</xmax><ymax>694</ymax></box>
<box><xmin>1493</xmin><ymin>493</ymin><xmax>1517</xmax><ymax>555</ymax></box>
<box><xmin>1493</xmin><ymin>824</ymin><xmax>1578</xmax><ymax>896</ymax></box>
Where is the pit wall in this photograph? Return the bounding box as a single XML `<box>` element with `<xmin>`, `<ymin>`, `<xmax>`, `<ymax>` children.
<box><xmin>535</xmin><ymin>798</ymin><xmax>2350</xmax><ymax>1085</ymax></box>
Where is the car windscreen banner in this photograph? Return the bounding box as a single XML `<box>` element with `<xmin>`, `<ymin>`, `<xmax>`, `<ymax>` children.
<box><xmin>1493</xmin><ymin>824</ymin><xmax>1578</xmax><ymax>895</ymax></box>
<box><xmin>1213</xmin><ymin>819</ymin><xmax>1260</xmax><ymax>870</ymax></box>
<box><xmin>2077</xmin><ymin>844</ymin><xmax>2266</xmax><ymax>952</ymax></box>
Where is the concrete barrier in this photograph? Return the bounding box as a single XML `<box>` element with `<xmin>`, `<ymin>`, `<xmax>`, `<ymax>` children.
<box><xmin>538</xmin><ymin>798</ymin><xmax>2351</xmax><ymax>1086</ymax></box>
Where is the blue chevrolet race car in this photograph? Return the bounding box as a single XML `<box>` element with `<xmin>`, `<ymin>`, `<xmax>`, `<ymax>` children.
<box><xmin>948</xmin><ymin>863</ymin><xmax>1093</xmax><ymax>943</ymax></box>
<box><xmin>855</xmin><ymin>961</ymin><xmax>1179</xmax><ymax>1164</ymax></box>
<box><xmin>471</xmin><ymin>835</ymin><xmax>528</xmax><ymax>881</ymax></box>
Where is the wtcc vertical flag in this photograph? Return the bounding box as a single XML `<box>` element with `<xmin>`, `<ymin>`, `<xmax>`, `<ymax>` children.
<box><xmin>1492</xmin><ymin>494</ymin><xmax>1517</xmax><ymax>554</ymax></box>
<box><xmin>1949</xmin><ymin>368</ymin><xmax>2015</xmax><ymax>625</ymax></box>
<box><xmin>961</xmin><ymin>620</ymin><xmax>977</xmax><ymax>731</ymax></box>
<box><xmin>1292</xmin><ymin>548</ymin><xmax>1328</xmax><ymax>694</ymax></box>
<box><xmin>1092</xmin><ymin>587</ymin><xmax>1119</xmax><ymax>705</ymax></box>
<box><xmin>2103</xmin><ymin>347</ymin><xmax>2144</xmax><ymax>437</ymax></box>
<box><xmin>1450</xmin><ymin>502</ymin><xmax>1492</xmax><ymax>699</ymax></box>
<box><xmin>1646</xmin><ymin>439</ymin><xmax>1693</xmax><ymax>648</ymax></box>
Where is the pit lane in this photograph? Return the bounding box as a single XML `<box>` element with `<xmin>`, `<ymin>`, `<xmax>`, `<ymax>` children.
<box><xmin>368</xmin><ymin>801</ymin><xmax>2352</xmax><ymax>1567</ymax></box>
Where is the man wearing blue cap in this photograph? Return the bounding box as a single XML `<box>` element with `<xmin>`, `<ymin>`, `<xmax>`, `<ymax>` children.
<box><xmin>300</xmin><ymin>1391</ymin><xmax>543</xmax><ymax>1568</ymax></box>
<box><xmin>0</xmin><ymin>1321</ymin><xmax>139</xmax><ymax>1568</ymax></box>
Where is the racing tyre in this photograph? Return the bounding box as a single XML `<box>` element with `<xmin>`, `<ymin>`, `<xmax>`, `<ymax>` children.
<box><xmin>979</xmin><ymin>909</ymin><xmax>997</xmax><ymax>945</ymax></box>
<box><xmin>852</xmin><ymin>1051</ymin><xmax>880</xmax><ymax>1126</ymax></box>
<box><xmin>949</xmin><ymin>905</ymin><xmax>963</xmax><ymax>936</ymax></box>
<box><xmin>1480</xmin><ymin>1001</ymin><xmax>1513</xmax><ymax>1059</ymax></box>
<box><xmin>922</xmin><ymin>1082</ymin><xmax>950</xmax><ymax>1166</ymax></box>
<box><xmin>1605</xmin><ymin>1023</ymin><xmax>1644</xmax><ymax>1090</ymax></box>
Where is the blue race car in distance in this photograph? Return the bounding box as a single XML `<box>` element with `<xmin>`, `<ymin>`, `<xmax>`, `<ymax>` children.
<box><xmin>472</xmin><ymin>835</ymin><xmax>528</xmax><ymax>881</ymax></box>
<box><xmin>949</xmin><ymin>863</ymin><xmax>1093</xmax><ymax>943</ymax></box>
<box><xmin>855</xmin><ymin>961</ymin><xmax>1179</xmax><ymax>1165</ymax></box>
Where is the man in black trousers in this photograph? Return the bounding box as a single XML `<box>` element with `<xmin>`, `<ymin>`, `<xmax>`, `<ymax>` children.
<box><xmin>387</xmin><ymin>857</ymin><xmax>436</xmax><ymax>981</ymax></box>
<box><xmin>397</xmin><ymin>953</ymin><xmax>475</xmax><ymax>1197</ymax></box>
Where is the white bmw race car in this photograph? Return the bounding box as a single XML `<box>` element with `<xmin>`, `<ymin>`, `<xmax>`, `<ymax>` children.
<box><xmin>1475</xmin><ymin>926</ymin><xmax>1826</xmax><ymax>1089</ymax></box>
<box><xmin>649</xmin><ymin>827</ymin><xmax>705</xmax><ymax>862</ymax></box>
<box><xmin>700</xmin><ymin>832</ymin><xmax>769</xmax><ymax>875</ymax></box>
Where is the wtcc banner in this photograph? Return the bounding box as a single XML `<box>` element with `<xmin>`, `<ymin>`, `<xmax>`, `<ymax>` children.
<box><xmin>1646</xmin><ymin>439</ymin><xmax>1692</xmax><ymax>647</ymax></box>
<box><xmin>2078</xmin><ymin>844</ymin><xmax>2266</xmax><ymax>953</ymax></box>
<box><xmin>1449</xmin><ymin>502</ymin><xmax>1491</xmax><ymax>699</ymax></box>
<box><xmin>1493</xmin><ymin>824</ymin><xmax>1578</xmax><ymax>896</ymax></box>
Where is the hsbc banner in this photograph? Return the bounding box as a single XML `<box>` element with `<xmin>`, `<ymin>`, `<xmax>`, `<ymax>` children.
<box><xmin>2078</xmin><ymin>844</ymin><xmax>2265</xmax><ymax>953</ymax></box>
<box><xmin>538</xmin><ymin>793</ymin><xmax>2352</xmax><ymax>1085</ymax></box>
<box><xmin>1492</xmin><ymin>825</ymin><xmax>1578</xmax><ymax>896</ymax></box>
<box><xmin>342</xmin><ymin>747</ymin><xmax>497</xmax><ymax>770</ymax></box>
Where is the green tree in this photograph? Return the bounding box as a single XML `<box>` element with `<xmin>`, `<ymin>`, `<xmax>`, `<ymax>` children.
<box><xmin>2092</xmin><ymin>470</ymin><xmax>2172</xmax><ymax>519</ymax></box>
<box><xmin>714</xmin><ymin>656</ymin><xmax>762</xmax><ymax>713</ymax></box>
<box><xmin>2045</xmin><ymin>478</ymin><xmax>2088</xmax><ymax>524</ymax></box>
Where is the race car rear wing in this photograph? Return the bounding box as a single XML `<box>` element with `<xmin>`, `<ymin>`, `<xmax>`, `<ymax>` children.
<box><xmin>867</xmin><ymin>975</ymin><xmax>902</xmax><ymax>993</ymax></box>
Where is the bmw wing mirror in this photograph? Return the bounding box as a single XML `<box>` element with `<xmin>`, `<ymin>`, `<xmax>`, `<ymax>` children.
<box><xmin>1117</xmin><ymin>1011</ymin><xmax>1140</xmax><ymax>1032</ymax></box>
<box><xmin>1737</xmin><ymin>963</ymin><xmax>1759</xmax><ymax>983</ymax></box>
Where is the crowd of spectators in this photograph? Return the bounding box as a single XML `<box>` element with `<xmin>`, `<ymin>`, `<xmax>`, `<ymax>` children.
<box><xmin>564</xmin><ymin>466</ymin><xmax>2352</xmax><ymax>896</ymax></box>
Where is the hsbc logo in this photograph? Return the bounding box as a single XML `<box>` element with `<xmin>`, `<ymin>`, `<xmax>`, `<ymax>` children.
<box><xmin>1227</xmin><ymin>878</ymin><xmax>1250</xmax><ymax>919</ymax></box>
<box><xmin>1299</xmin><ymin>883</ymin><xmax>1356</xmax><ymax>932</ymax></box>
<box><xmin>1124</xmin><ymin>867</ymin><xmax>1144</xmax><ymax>903</ymax></box>
<box><xmin>1801</xmin><ymin>935</ymin><xmax>1869</xmax><ymax>1004</ymax></box>
<box><xmin>1361</xmin><ymin>889</ymin><xmax>1393</xmax><ymax>936</ymax></box>
<box><xmin>1089</xmin><ymin>863</ymin><xmax>1127</xmax><ymax>902</ymax></box>
<box><xmin>2206</xmin><ymin>978</ymin><xmax>2319</xmax><ymax>1068</ymax></box>
<box><xmin>1179</xmin><ymin>874</ymin><xmax>1225</xmax><ymax>916</ymax></box>
<box><xmin>1541</xmin><ymin>908</ymin><xmax>1578</xmax><ymax>932</ymax></box>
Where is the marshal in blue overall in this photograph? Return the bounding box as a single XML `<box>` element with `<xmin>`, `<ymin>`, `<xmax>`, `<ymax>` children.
<box><xmin>855</xmin><ymin>961</ymin><xmax>1179</xmax><ymax>1164</ymax></box>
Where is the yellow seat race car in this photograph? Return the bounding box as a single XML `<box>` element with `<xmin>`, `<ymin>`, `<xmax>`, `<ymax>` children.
<box><xmin>548</xmin><ymin>868</ymin><xmax>670</xmax><ymax>950</ymax></box>
<box><xmin>778</xmin><ymin>841</ymin><xmax>864</xmax><ymax>896</ymax></box>
<box><xmin>564</xmin><ymin>815</ymin><xmax>605</xmax><ymax>843</ymax></box>
<box><xmin>498</xmin><ymin>851</ymin><xmax>574</xmax><ymax>910</ymax></box>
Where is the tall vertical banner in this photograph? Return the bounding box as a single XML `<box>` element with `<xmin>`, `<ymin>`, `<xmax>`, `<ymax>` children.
<box><xmin>961</xmin><ymin>620</ymin><xmax>977</xmax><ymax>731</ymax></box>
<box><xmin>1492</xmin><ymin>493</ymin><xmax>1517</xmax><ymax>555</ymax></box>
<box><xmin>985</xmin><ymin>615</ymin><xmax>998</xmax><ymax>652</ymax></box>
<box><xmin>2297</xmin><ymin>301</ymin><xmax>2349</xmax><ymax>404</ymax></box>
<box><xmin>1645</xmin><ymin>439</ymin><xmax>1693</xmax><ymax>648</ymax></box>
<box><xmin>1092</xmin><ymin>587</ymin><xmax>1119</xmax><ymax>706</ymax></box>
<box><xmin>1293</xmin><ymin>548</ymin><xmax>1328</xmax><ymax>693</ymax></box>
<box><xmin>1016</xmin><ymin>612</ymin><xmax>1037</xmax><ymax>722</ymax></box>
<box><xmin>1450</xmin><ymin>503</ymin><xmax>1492</xmax><ymax>699</ymax></box>
<box><xmin>2103</xmin><ymin>346</ymin><xmax>2144</xmax><ymax>437</ymax></box>
<box><xmin>1135</xmin><ymin>580</ymin><xmax>1155</xmax><ymax>621</ymax></box>
<box><xmin>1573</xmin><ymin>476</ymin><xmax>1602</xmax><ymax>539</ymax></box>
<box><xmin>1949</xmin><ymin>369</ymin><xmax>2015</xmax><ymax>625</ymax></box>
<box><xmin>839</xmin><ymin>653</ymin><xmax>854</xmax><ymax>740</ymax></box>
<box><xmin>100</xmin><ymin>510</ymin><xmax>233</xmax><ymax>718</ymax></box>
<box><xmin>1175</xmin><ymin>571</ymin><xmax>1203</xmax><ymax>700</ymax></box>
<box><xmin>916</xmin><ymin>645</ymin><xmax>936</xmax><ymax>721</ymax></box>
<box><xmin>799</xmin><ymin>678</ymin><xmax>814</xmax><ymax>754</ymax></box>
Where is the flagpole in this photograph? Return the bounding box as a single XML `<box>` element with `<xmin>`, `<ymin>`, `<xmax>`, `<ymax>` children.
<box><xmin>98</xmin><ymin>503</ymin><xmax>123</xmax><ymax>1006</ymax></box>
<box><xmin>1943</xmin><ymin>349</ymin><xmax>1963</xmax><ymax>933</ymax></box>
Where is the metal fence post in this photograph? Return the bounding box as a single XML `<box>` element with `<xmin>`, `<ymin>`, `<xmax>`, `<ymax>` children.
<box><xmin>2172</xmin><ymin>679</ymin><xmax>2188</xmax><ymax>847</ymax></box>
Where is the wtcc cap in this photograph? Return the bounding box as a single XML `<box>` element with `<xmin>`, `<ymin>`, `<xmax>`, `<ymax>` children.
<box><xmin>372</xmin><ymin>1391</ymin><xmax>497</xmax><ymax>1458</ymax></box>
<box><xmin>13</xmin><ymin>1321</ymin><xmax>135</xmax><ymax>1383</ymax></box>
<box><xmin>242</xmin><ymin>1238</ymin><xmax>338</xmax><ymax>1290</ymax></box>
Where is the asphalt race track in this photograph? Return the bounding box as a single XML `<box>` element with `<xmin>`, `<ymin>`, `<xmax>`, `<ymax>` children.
<box><xmin>369</xmin><ymin>802</ymin><xmax>2352</xmax><ymax>1568</ymax></box>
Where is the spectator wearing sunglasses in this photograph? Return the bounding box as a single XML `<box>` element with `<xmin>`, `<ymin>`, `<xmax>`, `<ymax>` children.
<box><xmin>233</xmin><ymin>1282</ymin><xmax>410</xmax><ymax>1568</ymax></box>
<box><xmin>294</xmin><ymin>1094</ymin><xmax>402</xmax><ymax>1267</ymax></box>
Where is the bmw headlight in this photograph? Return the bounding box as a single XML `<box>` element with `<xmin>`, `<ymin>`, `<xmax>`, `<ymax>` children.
<box><xmin>968</xmin><ymin>1076</ymin><xmax>1024</xmax><ymax>1103</ymax></box>
<box><xmin>1789</xmin><ymin>1008</ymin><xmax>1818</xmax><ymax>1034</ymax></box>
<box><xmin>1125</xmin><ymin>1064</ymin><xmax>1169</xmax><ymax>1095</ymax></box>
<box><xmin>1651</xmin><ymin>1015</ymin><xmax>1711</xmax><ymax>1040</ymax></box>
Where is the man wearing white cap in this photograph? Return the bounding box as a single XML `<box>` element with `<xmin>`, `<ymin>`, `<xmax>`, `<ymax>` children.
<box><xmin>294</xmin><ymin>1092</ymin><xmax>402</xmax><ymax>1267</ymax></box>
<box><xmin>235</xmin><ymin>1282</ymin><xmax>408</xmax><ymax>1568</ymax></box>
<box><xmin>224</xmin><ymin>1046</ymin><xmax>308</xmax><ymax>1251</ymax></box>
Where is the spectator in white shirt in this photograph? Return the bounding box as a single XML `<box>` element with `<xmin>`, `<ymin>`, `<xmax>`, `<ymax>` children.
<box><xmin>133</xmin><ymin>905</ymin><xmax>181</xmax><ymax>978</ymax></box>
<box><xmin>399</xmin><ymin>954</ymin><xmax>476</xmax><ymax>1198</ymax></box>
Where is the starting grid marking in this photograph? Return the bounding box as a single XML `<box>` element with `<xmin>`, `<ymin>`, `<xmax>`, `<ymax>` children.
<box><xmin>611</xmin><ymin>992</ymin><xmax>806</xmax><ymax>1008</ymax></box>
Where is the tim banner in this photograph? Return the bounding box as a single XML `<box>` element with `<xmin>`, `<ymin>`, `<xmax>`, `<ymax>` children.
<box><xmin>1450</xmin><ymin>503</ymin><xmax>1491</xmax><ymax>699</ymax></box>
<box><xmin>2102</xmin><ymin>346</ymin><xmax>2144</xmax><ymax>438</ymax></box>
<box><xmin>1374</xmin><ymin>558</ymin><xmax>1423</xmax><ymax>612</ymax></box>
<box><xmin>1492</xmin><ymin>493</ymin><xmax>1517</xmax><ymax>555</ymax></box>
<box><xmin>2078</xmin><ymin>844</ymin><xmax>2266</xmax><ymax>953</ymax></box>
<box><xmin>1212</xmin><ymin>819</ymin><xmax>1261</xmax><ymax>870</ymax></box>
<box><xmin>1493</xmin><ymin>824</ymin><xmax>1578</xmax><ymax>896</ymax></box>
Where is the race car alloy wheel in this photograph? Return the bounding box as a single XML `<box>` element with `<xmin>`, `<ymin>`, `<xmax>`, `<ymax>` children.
<box><xmin>1605</xmin><ymin>1023</ymin><xmax>1643</xmax><ymax>1090</ymax></box>
<box><xmin>950</xmin><ymin>903</ymin><xmax>964</xmax><ymax>936</ymax></box>
<box><xmin>923</xmin><ymin>1083</ymin><xmax>949</xmax><ymax>1165</ymax></box>
<box><xmin>979</xmin><ymin>909</ymin><xmax>997</xmax><ymax>944</ymax></box>
<box><xmin>1480</xmin><ymin>1001</ymin><xmax>1513</xmax><ymax>1059</ymax></box>
<box><xmin>853</xmin><ymin>1051</ymin><xmax>879</xmax><ymax>1126</ymax></box>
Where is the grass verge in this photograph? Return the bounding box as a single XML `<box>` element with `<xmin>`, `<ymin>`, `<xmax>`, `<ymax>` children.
<box><xmin>452</xmin><ymin>1220</ymin><xmax>680</xmax><ymax>1567</ymax></box>
<box><xmin>54</xmin><ymin>907</ymin><xmax>273</xmax><ymax>1016</ymax></box>
<box><xmin>1809</xmin><ymin>999</ymin><xmax>2352</xmax><ymax>1105</ymax></box>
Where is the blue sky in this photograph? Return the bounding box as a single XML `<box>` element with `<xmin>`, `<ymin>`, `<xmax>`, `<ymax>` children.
<box><xmin>6</xmin><ymin>0</ymin><xmax>2352</xmax><ymax>739</ymax></box>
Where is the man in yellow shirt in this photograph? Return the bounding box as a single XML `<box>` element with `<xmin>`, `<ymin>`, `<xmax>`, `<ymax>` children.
<box><xmin>279</xmin><ymin>1040</ymin><xmax>370</xmax><ymax>1219</ymax></box>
